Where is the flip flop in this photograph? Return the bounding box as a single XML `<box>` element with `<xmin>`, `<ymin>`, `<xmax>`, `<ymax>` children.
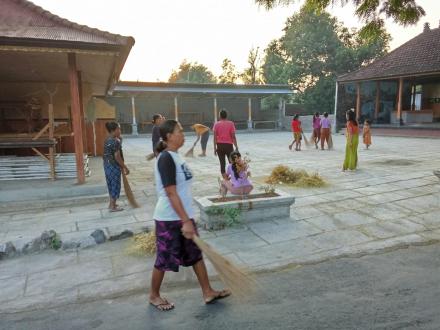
<box><xmin>205</xmin><ymin>290</ymin><xmax>231</xmax><ymax>304</ymax></box>
<box><xmin>150</xmin><ymin>298</ymin><xmax>174</xmax><ymax>311</ymax></box>
<box><xmin>109</xmin><ymin>207</ymin><xmax>124</xmax><ymax>212</ymax></box>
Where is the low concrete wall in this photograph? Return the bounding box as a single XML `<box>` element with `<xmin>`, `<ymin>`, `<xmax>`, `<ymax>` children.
<box><xmin>194</xmin><ymin>190</ymin><xmax>295</xmax><ymax>230</ymax></box>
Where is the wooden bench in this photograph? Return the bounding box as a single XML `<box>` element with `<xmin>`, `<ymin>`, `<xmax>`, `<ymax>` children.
<box><xmin>253</xmin><ymin>120</ymin><xmax>278</xmax><ymax>129</ymax></box>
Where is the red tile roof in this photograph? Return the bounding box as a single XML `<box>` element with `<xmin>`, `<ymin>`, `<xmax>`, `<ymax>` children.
<box><xmin>0</xmin><ymin>0</ymin><xmax>134</xmax><ymax>47</ymax></box>
<box><xmin>338</xmin><ymin>26</ymin><xmax>440</xmax><ymax>83</ymax></box>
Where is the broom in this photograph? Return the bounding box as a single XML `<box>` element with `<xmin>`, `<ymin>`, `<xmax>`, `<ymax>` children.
<box><xmin>122</xmin><ymin>172</ymin><xmax>140</xmax><ymax>208</ymax></box>
<box><xmin>302</xmin><ymin>132</ymin><xmax>311</xmax><ymax>147</ymax></box>
<box><xmin>328</xmin><ymin>133</ymin><xmax>334</xmax><ymax>149</ymax></box>
<box><xmin>146</xmin><ymin>153</ymin><xmax>155</xmax><ymax>161</ymax></box>
<box><xmin>184</xmin><ymin>140</ymin><xmax>198</xmax><ymax>157</ymax></box>
<box><xmin>192</xmin><ymin>235</ymin><xmax>257</xmax><ymax>300</ymax></box>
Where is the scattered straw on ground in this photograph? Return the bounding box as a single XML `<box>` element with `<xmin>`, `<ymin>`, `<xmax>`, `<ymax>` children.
<box><xmin>265</xmin><ymin>165</ymin><xmax>327</xmax><ymax>188</ymax></box>
<box><xmin>125</xmin><ymin>231</ymin><xmax>156</xmax><ymax>256</ymax></box>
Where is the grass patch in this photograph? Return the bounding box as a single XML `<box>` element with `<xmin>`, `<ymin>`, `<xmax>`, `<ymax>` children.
<box><xmin>266</xmin><ymin>165</ymin><xmax>327</xmax><ymax>188</ymax></box>
<box><xmin>125</xmin><ymin>231</ymin><xmax>156</xmax><ymax>256</ymax></box>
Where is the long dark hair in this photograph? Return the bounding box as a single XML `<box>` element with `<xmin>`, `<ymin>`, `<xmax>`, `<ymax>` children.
<box><xmin>105</xmin><ymin>121</ymin><xmax>119</xmax><ymax>133</ymax></box>
<box><xmin>152</xmin><ymin>114</ymin><xmax>162</xmax><ymax>124</ymax></box>
<box><xmin>230</xmin><ymin>150</ymin><xmax>242</xmax><ymax>180</ymax></box>
<box><xmin>155</xmin><ymin>119</ymin><xmax>178</xmax><ymax>154</ymax></box>
<box><xmin>346</xmin><ymin>110</ymin><xmax>358</xmax><ymax>126</ymax></box>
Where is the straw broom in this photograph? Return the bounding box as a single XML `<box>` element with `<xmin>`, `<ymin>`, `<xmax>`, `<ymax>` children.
<box><xmin>122</xmin><ymin>172</ymin><xmax>140</xmax><ymax>208</ymax></box>
<box><xmin>328</xmin><ymin>133</ymin><xmax>334</xmax><ymax>149</ymax></box>
<box><xmin>146</xmin><ymin>153</ymin><xmax>155</xmax><ymax>161</ymax></box>
<box><xmin>192</xmin><ymin>235</ymin><xmax>257</xmax><ymax>300</ymax></box>
<box><xmin>184</xmin><ymin>140</ymin><xmax>198</xmax><ymax>157</ymax></box>
<box><xmin>302</xmin><ymin>132</ymin><xmax>311</xmax><ymax>147</ymax></box>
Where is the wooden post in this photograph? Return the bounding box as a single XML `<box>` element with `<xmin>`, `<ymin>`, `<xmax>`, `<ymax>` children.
<box><xmin>397</xmin><ymin>77</ymin><xmax>403</xmax><ymax>125</ymax></box>
<box><xmin>247</xmin><ymin>97</ymin><xmax>252</xmax><ymax>129</ymax></box>
<box><xmin>77</xmin><ymin>71</ymin><xmax>88</xmax><ymax>155</ymax></box>
<box><xmin>68</xmin><ymin>53</ymin><xmax>85</xmax><ymax>184</ymax></box>
<box><xmin>174</xmin><ymin>96</ymin><xmax>179</xmax><ymax>121</ymax></box>
<box><xmin>131</xmin><ymin>96</ymin><xmax>138</xmax><ymax>135</ymax></box>
<box><xmin>356</xmin><ymin>82</ymin><xmax>361</xmax><ymax>121</ymax></box>
<box><xmin>333</xmin><ymin>82</ymin><xmax>338</xmax><ymax>133</ymax></box>
<box><xmin>411</xmin><ymin>84</ymin><xmax>416</xmax><ymax>111</ymax></box>
<box><xmin>374</xmin><ymin>81</ymin><xmax>380</xmax><ymax>120</ymax></box>
<box><xmin>213</xmin><ymin>97</ymin><xmax>218</xmax><ymax>122</ymax></box>
<box><xmin>48</xmin><ymin>103</ymin><xmax>55</xmax><ymax>180</ymax></box>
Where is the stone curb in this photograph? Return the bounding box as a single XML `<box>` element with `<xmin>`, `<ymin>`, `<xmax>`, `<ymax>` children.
<box><xmin>1</xmin><ymin>235</ymin><xmax>439</xmax><ymax>314</ymax></box>
<box><xmin>0</xmin><ymin>226</ymin><xmax>149</xmax><ymax>260</ymax></box>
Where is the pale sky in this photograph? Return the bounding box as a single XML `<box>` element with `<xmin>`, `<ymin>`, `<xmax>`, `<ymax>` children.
<box><xmin>33</xmin><ymin>0</ymin><xmax>439</xmax><ymax>82</ymax></box>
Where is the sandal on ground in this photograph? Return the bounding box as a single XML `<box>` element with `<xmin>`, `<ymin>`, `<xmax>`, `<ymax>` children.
<box><xmin>205</xmin><ymin>289</ymin><xmax>231</xmax><ymax>304</ymax></box>
<box><xmin>109</xmin><ymin>207</ymin><xmax>124</xmax><ymax>212</ymax></box>
<box><xmin>150</xmin><ymin>298</ymin><xmax>175</xmax><ymax>311</ymax></box>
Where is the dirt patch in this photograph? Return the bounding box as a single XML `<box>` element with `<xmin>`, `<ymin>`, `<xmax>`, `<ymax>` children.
<box><xmin>370</xmin><ymin>159</ymin><xmax>418</xmax><ymax>166</ymax></box>
<box><xmin>209</xmin><ymin>192</ymin><xmax>279</xmax><ymax>203</ymax></box>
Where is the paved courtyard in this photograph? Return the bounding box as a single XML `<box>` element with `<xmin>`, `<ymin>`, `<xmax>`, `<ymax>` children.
<box><xmin>1</xmin><ymin>131</ymin><xmax>440</xmax><ymax>313</ymax></box>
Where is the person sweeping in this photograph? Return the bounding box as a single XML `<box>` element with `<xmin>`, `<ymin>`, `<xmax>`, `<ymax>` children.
<box><xmin>149</xmin><ymin>119</ymin><xmax>230</xmax><ymax>311</ymax></box>
<box><xmin>103</xmin><ymin>121</ymin><xmax>129</xmax><ymax>212</ymax></box>
<box><xmin>185</xmin><ymin>123</ymin><xmax>210</xmax><ymax>157</ymax></box>
<box><xmin>289</xmin><ymin>114</ymin><xmax>303</xmax><ymax>151</ymax></box>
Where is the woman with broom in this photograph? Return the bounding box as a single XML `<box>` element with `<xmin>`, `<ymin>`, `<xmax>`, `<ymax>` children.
<box><xmin>150</xmin><ymin>119</ymin><xmax>230</xmax><ymax>311</ymax></box>
<box><xmin>343</xmin><ymin>110</ymin><xmax>359</xmax><ymax>171</ymax></box>
<box><xmin>103</xmin><ymin>121</ymin><xmax>129</xmax><ymax>212</ymax></box>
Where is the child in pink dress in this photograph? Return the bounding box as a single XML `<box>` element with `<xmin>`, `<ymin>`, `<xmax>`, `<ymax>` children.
<box><xmin>219</xmin><ymin>151</ymin><xmax>253</xmax><ymax>197</ymax></box>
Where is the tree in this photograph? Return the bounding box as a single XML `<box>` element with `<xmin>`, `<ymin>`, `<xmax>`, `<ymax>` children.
<box><xmin>218</xmin><ymin>58</ymin><xmax>239</xmax><ymax>84</ymax></box>
<box><xmin>241</xmin><ymin>47</ymin><xmax>265</xmax><ymax>84</ymax></box>
<box><xmin>255</xmin><ymin>0</ymin><xmax>425</xmax><ymax>38</ymax></box>
<box><xmin>262</xmin><ymin>7</ymin><xmax>390</xmax><ymax>113</ymax></box>
<box><xmin>169</xmin><ymin>60</ymin><xmax>217</xmax><ymax>83</ymax></box>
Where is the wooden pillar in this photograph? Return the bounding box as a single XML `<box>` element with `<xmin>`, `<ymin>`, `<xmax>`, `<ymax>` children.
<box><xmin>68</xmin><ymin>53</ymin><xmax>85</xmax><ymax>184</ymax></box>
<box><xmin>213</xmin><ymin>97</ymin><xmax>218</xmax><ymax>122</ymax></box>
<box><xmin>374</xmin><ymin>81</ymin><xmax>380</xmax><ymax>120</ymax></box>
<box><xmin>247</xmin><ymin>97</ymin><xmax>252</xmax><ymax>129</ymax></box>
<box><xmin>355</xmin><ymin>82</ymin><xmax>361</xmax><ymax>121</ymax></box>
<box><xmin>131</xmin><ymin>96</ymin><xmax>138</xmax><ymax>135</ymax></box>
<box><xmin>77</xmin><ymin>71</ymin><xmax>88</xmax><ymax>154</ymax></box>
<box><xmin>333</xmin><ymin>82</ymin><xmax>338</xmax><ymax>133</ymax></box>
<box><xmin>174</xmin><ymin>96</ymin><xmax>179</xmax><ymax>121</ymax></box>
<box><xmin>397</xmin><ymin>77</ymin><xmax>403</xmax><ymax>125</ymax></box>
<box><xmin>48</xmin><ymin>103</ymin><xmax>55</xmax><ymax>180</ymax></box>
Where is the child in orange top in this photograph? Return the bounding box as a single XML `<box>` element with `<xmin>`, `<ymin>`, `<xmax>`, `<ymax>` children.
<box><xmin>289</xmin><ymin>114</ymin><xmax>303</xmax><ymax>151</ymax></box>
<box><xmin>363</xmin><ymin>119</ymin><xmax>372</xmax><ymax>149</ymax></box>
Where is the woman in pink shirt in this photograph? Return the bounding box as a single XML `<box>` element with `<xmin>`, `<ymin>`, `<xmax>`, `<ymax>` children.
<box><xmin>213</xmin><ymin>110</ymin><xmax>239</xmax><ymax>178</ymax></box>
<box><xmin>312</xmin><ymin>112</ymin><xmax>321</xmax><ymax>149</ymax></box>
<box><xmin>320</xmin><ymin>112</ymin><xmax>332</xmax><ymax>150</ymax></box>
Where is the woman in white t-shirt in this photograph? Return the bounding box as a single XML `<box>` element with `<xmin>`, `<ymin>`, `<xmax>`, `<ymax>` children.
<box><xmin>149</xmin><ymin>120</ymin><xmax>230</xmax><ymax>311</ymax></box>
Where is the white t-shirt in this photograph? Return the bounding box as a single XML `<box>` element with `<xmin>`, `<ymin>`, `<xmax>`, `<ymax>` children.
<box><xmin>153</xmin><ymin>150</ymin><xmax>195</xmax><ymax>221</ymax></box>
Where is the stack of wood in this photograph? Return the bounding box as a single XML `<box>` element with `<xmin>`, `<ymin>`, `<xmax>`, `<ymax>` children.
<box><xmin>0</xmin><ymin>154</ymin><xmax>90</xmax><ymax>181</ymax></box>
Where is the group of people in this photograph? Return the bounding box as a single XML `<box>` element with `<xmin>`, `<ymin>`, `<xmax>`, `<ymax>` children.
<box><xmin>101</xmin><ymin>107</ymin><xmax>373</xmax><ymax>311</ymax></box>
<box><xmin>289</xmin><ymin>110</ymin><xmax>372</xmax><ymax>171</ymax></box>
<box><xmin>289</xmin><ymin>112</ymin><xmax>333</xmax><ymax>151</ymax></box>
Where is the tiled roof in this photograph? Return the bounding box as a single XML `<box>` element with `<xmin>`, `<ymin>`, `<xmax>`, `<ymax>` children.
<box><xmin>338</xmin><ymin>26</ymin><xmax>440</xmax><ymax>83</ymax></box>
<box><xmin>0</xmin><ymin>0</ymin><xmax>134</xmax><ymax>47</ymax></box>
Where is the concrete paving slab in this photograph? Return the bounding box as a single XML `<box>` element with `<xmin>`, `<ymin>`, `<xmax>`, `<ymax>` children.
<box><xmin>305</xmin><ymin>215</ymin><xmax>340</xmax><ymax>232</ymax></box>
<box><xmin>206</xmin><ymin>230</ymin><xmax>268</xmax><ymax>254</ymax></box>
<box><xmin>248</xmin><ymin>220</ymin><xmax>321</xmax><ymax>244</ymax></box>
<box><xmin>412</xmin><ymin>211</ymin><xmax>440</xmax><ymax>229</ymax></box>
<box><xmin>394</xmin><ymin>195</ymin><xmax>440</xmax><ymax>214</ymax></box>
<box><xmin>77</xmin><ymin>215</ymin><xmax>138</xmax><ymax>231</ymax></box>
<box><xmin>0</xmin><ymin>275</ymin><xmax>26</xmax><ymax>303</ymax></box>
<box><xmin>291</xmin><ymin>206</ymin><xmax>325</xmax><ymax>220</ymax></box>
<box><xmin>25</xmin><ymin>258</ymin><xmax>113</xmax><ymax>296</ymax></box>
<box><xmin>333</xmin><ymin>210</ymin><xmax>377</xmax><ymax>227</ymax></box>
<box><xmin>359</xmin><ymin>218</ymin><xmax>427</xmax><ymax>239</ymax></box>
<box><xmin>311</xmin><ymin>230</ymin><xmax>372</xmax><ymax>250</ymax></box>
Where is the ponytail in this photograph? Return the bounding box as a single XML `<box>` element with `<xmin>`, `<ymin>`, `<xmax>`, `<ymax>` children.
<box><xmin>154</xmin><ymin>119</ymin><xmax>178</xmax><ymax>154</ymax></box>
<box><xmin>155</xmin><ymin>140</ymin><xmax>168</xmax><ymax>154</ymax></box>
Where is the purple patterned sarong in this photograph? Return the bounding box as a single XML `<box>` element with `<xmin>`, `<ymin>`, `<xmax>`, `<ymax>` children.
<box><xmin>154</xmin><ymin>219</ymin><xmax>202</xmax><ymax>272</ymax></box>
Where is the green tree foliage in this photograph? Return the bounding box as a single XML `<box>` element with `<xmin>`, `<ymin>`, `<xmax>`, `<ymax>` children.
<box><xmin>218</xmin><ymin>58</ymin><xmax>239</xmax><ymax>84</ymax></box>
<box><xmin>255</xmin><ymin>0</ymin><xmax>425</xmax><ymax>39</ymax></box>
<box><xmin>262</xmin><ymin>7</ymin><xmax>390</xmax><ymax>113</ymax></box>
<box><xmin>169</xmin><ymin>60</ymin><xmax>217</xmax><ymax>83</ymax></box>
<box><xmin>241</xmin><ymin>47</ymin><xmax>265</xmax><ymax>84</ymax></box>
